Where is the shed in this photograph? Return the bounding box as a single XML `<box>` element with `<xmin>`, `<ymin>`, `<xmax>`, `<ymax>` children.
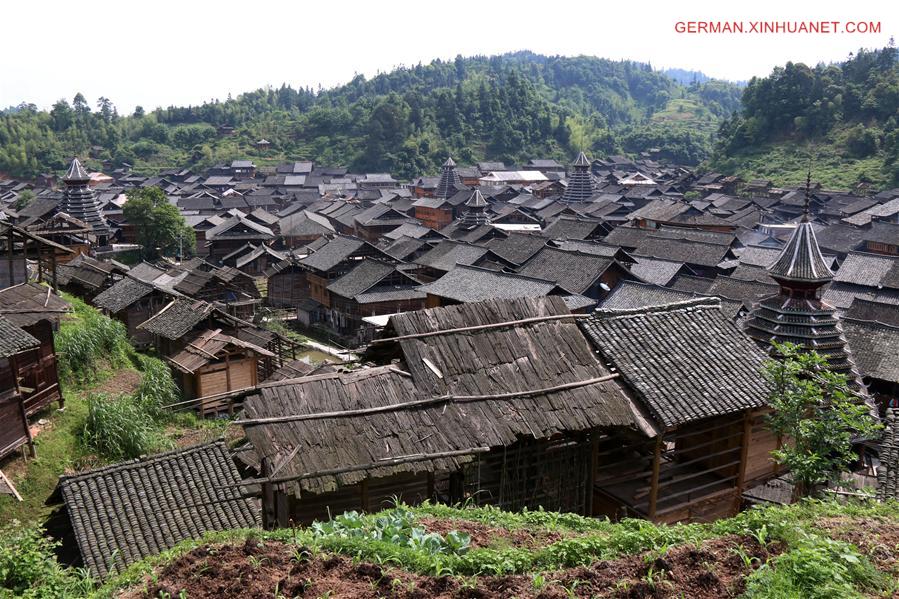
<box><xmin>52</xmin><ymin>442</ymin><xmax>259</xmax><ymax>579</ymax></box>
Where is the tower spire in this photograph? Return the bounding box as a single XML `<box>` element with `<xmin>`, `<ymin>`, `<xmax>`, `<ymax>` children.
<box><xmin>435</xmin><ymin>156</ymin><xmax>462</xmax><ymax>200</ymax></box>
<box><xmin>802</xmin><ymin>168</ymin><xmax>811</xmax><ymax>222</ymax></box>
<box><xmin>561</xmin><ymin>151</ymin><xmax>596</xmax><ymax>202</ymax></box>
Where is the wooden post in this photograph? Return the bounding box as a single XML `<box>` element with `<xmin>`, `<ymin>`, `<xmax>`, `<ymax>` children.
<box><xmin>647</xmin><ymin>436</ymin><xmax>663</xmax><ymax>520</ymax></box>
<box><xmin>735</xmin><ymin>411</ymin><xmax>753</xmax><ymax>511</ymax></box>
<box><xmin>586</xmin><ymin>433</ymin><xmax>599</xmax><ymax>517</ymax></box>
<box><xmin>51</xmin><ymin>252</ymin><xmax>57</xmax><ymax>293</ymax></box>
<box><xmin>427</xmin><ymin>471</ymin><xmax>435</xmax><ymax>502</ymax></box>
<box><xmin>275</xmin><ymin>492</ymin><xmax>290</xmax><ymax>528</ymax></box>
<box><xmin>360</xmin><ymin>478</ymin><xmax>370</xmax><ymax>512</ymax></box>
<box><xmin>7</xmin><ymin>229</ymin><xmax>15</xmax><ymax>288</ymax></box>
<box><xmin>261</xmin><ymin>457</ymin><xmax>276</xmax><ymax>530</ymax></box>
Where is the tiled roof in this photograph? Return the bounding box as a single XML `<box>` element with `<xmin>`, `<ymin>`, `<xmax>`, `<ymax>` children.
<box><xmin>768</xmin><ymin>220</ymin><xmax>834</xmax><ymax>284</ymax></box>
<box><xmin>580</xmin><ymin>298</ymin><xmax>771</xmax><ymax>428</ymax></box>
<box><xmin>628</xmin><ymin>256</ymin><xmax>686</xmax><ymax>286</ymax></box>
<box><xmin>832</xmin><ymin>252</ymin><xmax>899</xmax><ymax>290</ymax></box>
<box><xmin>842</xmin><ymin>319</ymin><xmax>899</xmax><ymax>384</ymax></box>
<box><xmin>878</xmin><ymin>409</ymin><xmax>899</xmax><ymax>501</ymax></box>
<box><xmin>0</xmin><ymin>315</ymin><xmax>40</xmax><ymax>358</ymax></box>
<box><xmin>298</xmin><ymin>236</ymin><xmax>368</xmax><ymax>273</ymax></box>
<box><xmin>58</xmin><ymin>442</ymin><xmax>259</xmax><ymax>579</ymax></box>
<box><xmin>413</xmin><ymin>241</ymin><xmax>490</xmax><ymax>272</ymax></box>
<box><xmin>326</xmin><ymin>260</ymin><xmax>396</xmax><ymax>299</ymax></box>
<box><xmin>91</xmin><ymin>277</ymin><xmax>154</xmax><ymax>313</ymax></box>
<box><xmin>137</xmin><ymin>298</ymin><xmax>214</xmax><ymax>340</ymax></box>
<box><xmin>418</xmin><ymin>265</ymin><xmax>557</xmax><ymax>303</ymax></box>
<box><xmin>517</xmin><ymin>247</ymin><xmax>616</xmax><ymax>295</ymax></box>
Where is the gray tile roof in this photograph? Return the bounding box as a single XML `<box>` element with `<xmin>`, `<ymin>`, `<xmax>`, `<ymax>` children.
<box><xmin>768</xmin><ymin>220</ymin><xmax>834</xmax><ymax>284</ymax></box>
<box><xmin>137</xmin><ymin>298</ymin><xmax>214</xmax><ymax>340</ymax></box>
<box><xmin>0</xmin><ymin>283</ymin><xmax>71</xmax><ymax>327</ymax></box>
<box><xmin>326</xmin><ymin>260</ymin><xmax>396</xmax><ymax>299</ymax></box>
<box><xmin>298</xmin><ymin>236</ymin><xmax>369</xmax><ymax>273</ymax></box>
<box><xmin>842</xmin><ymin>319</ymin><xmax>899</xmax><ymax>384</ymax></box>
<box><xmin>878</xmin><ymin>409</ymin><xmax>899</xmax><ymax>501</ymax></box>
<box><xmin>58</xmin><ymin>442</ymin><xmax>259</xmax><ymax>579</ymax></box>
<box><xmin>418</xmin><ymin>265</ymin><xmax>558</xmax><ymax>303</ymax></box>
<box><xmin>91</xmin><ymin>277</ymin><xmax>154</xmax><ymax>313</ymax></box>
<box><xmin>0</xmin><ymin>316</ymin><xmax>40</xmax><ymax>357</ymax></box>
<box><xmin>517</xmin><ymin>247</ymin><xmax>615</xmax><ymax>295</ymax></box>
<box><xmin>413</xmin><ymin>241</ymin><xmax>490</xmax><ymax>272</ymax></box>
<box><xmin>833</xmin><ymin>252</ymin><xmax>899</xmax><ymax>290</ymax></box>
<box><xmin>580</xmin><ymin>298</ymin><xmax>771</xmax><ymax>428</ymax></box>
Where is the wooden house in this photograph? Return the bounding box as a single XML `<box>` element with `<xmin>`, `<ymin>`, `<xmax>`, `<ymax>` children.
<box><xmin>91</xmin><ymin>275</ymin><xmax>171</xmax><ymax>348</ymax></box>
<box><xmin>204</xmin><ymin>214</ymin><xmax>275</xmax><ymax>262</ymax></box>
<box><xmin>264</xmin><ymin>258</ymin><xmax>309</xmax><ymax>309</ymax></box>
<box><xmin>167</xmin><ymin>329</ymin><xmax>274</xmax><ymax>414</ymax></box>
<box><xmin>220</xmin><ymin>243</ymin><xmax>287</xmax><ymax>277</ymax></box>
<box><xmin>296</xmin><ymin>235</ymin><xmax>395</xmax><ymax>309</ymax></box>
<box><xmin>324</xmin><ymin>260</ymin><xmax>425</xmax><ymax>343</ymax></box>
<box><xmin>578</xmin><ymin>298</ymin><xmax>779</xmax><ymax>523</ymax></box>
<box><xmin>173</xmin><ymin>262</ymin><xmax>261</xmax><ymax>319</ymax></box>
<box><xmin>239</xmin><ymin>297</ymin><xmax>644</xmax><ymax>525</ymax></box>
<box><xmin>49</xmin><ymin>442</ymin><xmax>259</xmax><ymax>579</ymax></box>
<box><xmin>0</xmin><ymin>316</ymin><xmax>42</xmax><ymax>461</ymax></box>
<box><xmin>516</xmin><ymin>247</ymin><xmax>637</xmax><ymax>301</ymax></box>
<box><xmin>55</xmin><ymin>254</ymin><xmax>127</xmax><ymax>301</ymax></box>
<box><xmin>0</xmin><ymin>223</ymin><xmax>75</xmax><ymax>291</ymax></box>
<box><xmin>279</xmin><ymin>210</ymin><xmax>336</xmax><ymax>248</ymax></box>
<box><xmin>0</xmin><ymin>284</ymin><xmax>70</xmax><ymax>417</ymax></box>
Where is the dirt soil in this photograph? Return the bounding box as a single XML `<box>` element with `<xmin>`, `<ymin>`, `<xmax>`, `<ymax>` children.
<box><xmin>417</xmin><ymin>516</ymin><xmax>567</xmax><ymax>549</ymax></box>
<box><xmin>816</xmin><ymin>516</ymin><xmax>899</xmax><ymax>576</ymax></box>
<box><xmin>123</xmin><ymin>535</ymin><xmax>778</xmax><ymax>599</ymax></box>
<box><xmin>93</xmin><ymin>368</ymin><xmax>142</xmax><ymax>397</ymax></box>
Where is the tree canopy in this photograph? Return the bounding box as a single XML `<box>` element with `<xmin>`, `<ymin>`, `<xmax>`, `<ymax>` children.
<box><xmin>122</xmin><ymin>187</ymin><xmax>195</xmax><ymax>260</ymax></box>
<box><xmin>763</xmin><ymin>342</ymin><xmax>881</xmax><ymax>498</ymax></box>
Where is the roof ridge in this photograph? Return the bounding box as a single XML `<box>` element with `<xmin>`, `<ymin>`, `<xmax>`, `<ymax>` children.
<box><xmin>593</xmin><ymin>297</ymin><xmax>721</xmax><ymax>318</ymax></box>
<box><xmin>59</xmin><ymin>440</ymin><xmax>227</xmax><ymax>485</ymax></box>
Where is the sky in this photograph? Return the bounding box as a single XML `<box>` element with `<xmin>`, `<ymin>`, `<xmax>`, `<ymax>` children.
<box><xmin>1</xmin><ymin>0</ymin><xmax>892</xmax><ymax>113</ymax></box>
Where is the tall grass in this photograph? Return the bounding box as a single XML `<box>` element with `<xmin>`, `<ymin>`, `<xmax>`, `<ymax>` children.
<box><xmin>56</xmin><ymin>298</ymin><xmax>132</xmax><ymax>386</ymax></box>
<box><xmin>82</xmin><ymin>393</ymin><xmax>171</xmax><ymax>462</ymax></box>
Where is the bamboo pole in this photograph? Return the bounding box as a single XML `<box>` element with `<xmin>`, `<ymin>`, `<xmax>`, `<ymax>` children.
<box><xmin>369</xmin><ymin>313</ymin><xmax>589</xmax><ymax>345</ymax></box>
<box><xmin>234</xmin><ymin>373</ymin><xmax>620</xmax><ymax>426</ymax></box>
<box><xmin>221</xmin><ymin>446</ymin><xmax>491</xmax><ymax>488</ymax></box>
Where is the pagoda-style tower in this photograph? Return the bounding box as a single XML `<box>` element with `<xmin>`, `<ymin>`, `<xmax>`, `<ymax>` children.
<box><xmin>744</xmin><ymin>178</ymin><xmax>864</xmax><ymax>388</ymax></box>
<box><xmin>61</xmin><ymin>158</ymin><xmax>110</xmax><ymax>239</ymax></box>
<box><xmin>460</xmin><ymin>189</ymin><xmax>490</xmax><ymax>229</ymax></box>
<box><xmin>435</xmin><ymin>156</ymin><xmax>463</xmax><ymax>199</ymax></box>
<box><xmin>561</xmin><ymin>152</ymin><xmax>596</xmax><ymax>202</ymax></box>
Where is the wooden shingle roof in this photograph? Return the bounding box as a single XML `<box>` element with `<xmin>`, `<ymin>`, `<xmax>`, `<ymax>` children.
<box><xmin>0</xmin><ymin>283</ymin><xmax>70</xmax><ymax>327</ymax></box>
<box><xmin>580</xmin><ymin>298</ymin><xmax>771</xmax><ymax>429</ymax></box>
<box><xmin>57</xmin><ymin>442</ymin><xmax>259</xmax><ymax>579</ymax></box>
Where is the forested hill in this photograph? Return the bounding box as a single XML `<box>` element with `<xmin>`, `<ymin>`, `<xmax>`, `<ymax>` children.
<box><xmin>711</xmin><ymin>46</ymin><xmax>899</xmax><ymax>188</ymax></box>
<box><xmin>0</xmin><ymin>52</ymin><xmax>741</xmax><ymax>180</ymax></box>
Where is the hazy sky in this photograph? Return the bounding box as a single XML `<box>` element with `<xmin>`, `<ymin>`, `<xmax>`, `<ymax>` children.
<box><xmin>1</xmin><ymin>0</ymin><xmax>892</xmax><ymax>112</ymax></box>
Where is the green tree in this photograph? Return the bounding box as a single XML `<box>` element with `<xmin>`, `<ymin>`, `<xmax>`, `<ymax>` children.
<box><xmin>763</xmin><ymin>342</ymin><xmax>880</xmax><ymax>498</ymax></box>
<box><xmin>123</xmin><ymin>186</ymin><xmax>195</xmax><ymax>260</ymax></box>
<box><xmin>13</xmin><ymin>189</ymin><xmax>34</xmax><ymax>210</ymax></box>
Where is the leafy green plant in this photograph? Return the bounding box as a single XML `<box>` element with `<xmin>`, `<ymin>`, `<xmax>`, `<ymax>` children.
<box><xmin>56</xmin><ymin>299</ymin><xmax>132</xmax><ymax>385</ymax></box>
<box><xmin>0</xmin><ymin>520</ymin><xmax>95</xmax><ymax>597</ymax></box>
<box><xmin>764</xmin><ymin>342</ymin><xmax>882</xmax><ymax>497</ymax></box>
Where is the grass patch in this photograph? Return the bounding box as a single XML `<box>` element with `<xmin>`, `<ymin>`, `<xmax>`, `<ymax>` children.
<box><xmin>0</xmin><ymin>294</ymin><xmax>213</xmax><ymax>525</ymax></box>
<box><xmin>709</xmin><ymin>127</ymin><xmax>891</xmax><ymax>189</ymax></box>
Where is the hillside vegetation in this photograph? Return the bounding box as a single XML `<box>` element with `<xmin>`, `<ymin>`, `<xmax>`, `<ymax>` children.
<box><xmin>0</xmin><ymin>52</ymin><xmax>741</xmax><ymax>180</ymax></box>
<box><xmin>711</xmin><ymin>46</ymin><xmax>899</xmax><ymax>188</ymax></box>
<box><xmin>2</xmin><ymin>500</ymin><xmax>898</xmax><ymax>598</ymax></box>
